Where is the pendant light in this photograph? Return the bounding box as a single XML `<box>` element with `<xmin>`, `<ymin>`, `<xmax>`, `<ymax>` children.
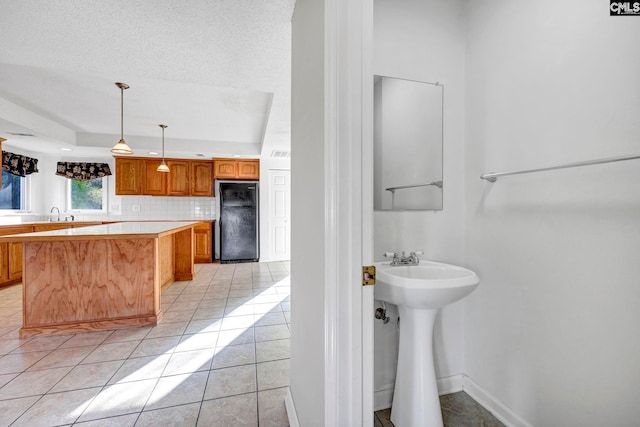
<box><xmin>156</xmin><ymin>124</ymin><xmax>170</xmax><ymax>173</ymax></box>
<box><xmin>111</xmin><ymin>82</ymin><xmax>134</xmax><ymax>155</ymax></box>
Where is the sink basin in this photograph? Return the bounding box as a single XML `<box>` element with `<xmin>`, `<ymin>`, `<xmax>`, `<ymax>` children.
<box><xmin>374</xmin><ymin>260</ymin><xmax>479</xmax><ymax>427</ymax></box>
<box><xmin>375</xmin><ymin>261</ymin><xmax>479</xmax><ymax>309</ymax></box>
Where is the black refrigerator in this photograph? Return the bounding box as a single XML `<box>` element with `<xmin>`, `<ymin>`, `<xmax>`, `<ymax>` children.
<box><xmin>219</xmin><ymin>182</ymin><xmax>259</xmax><ymax>263</ymax></box>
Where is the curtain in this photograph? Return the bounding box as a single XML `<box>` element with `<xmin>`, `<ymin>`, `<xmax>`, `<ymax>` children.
<box><xmin>2</xmin><ymin>151</ymin><xmax>39</xmax><ymax>177</ymax></box>
<box><xmin>56</xmin><ymin>162</ymin><xmax>112</xmax><ymax>181</ymax></box>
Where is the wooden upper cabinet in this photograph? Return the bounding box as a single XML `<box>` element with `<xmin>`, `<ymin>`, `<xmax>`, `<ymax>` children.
<box><xmin>166</xmin><ymin>160</ymin><xmax>190</xmax><ymax>196</ymax></box>
<box><xmin>214</xmin><ymin>158</ymin><xmax>260</xmax><ymax>180</ymax></box>
<box><xmin>142</xmin><ymin>159</ymin><xmax>167</xmax><ymax>196</ymax></box>
<box><xmin>237</xmin><ymin>160</ymin><xmax>260</xmax><ymax>179</ymax></box>
<box><xmin>191</xmin><ymin>161</ymin><xmax>214</xmax><ymax>197</ymax></box>
<box><xmin>115</xmin><ymin>157</ymin><xmax>142</xmax><ymax>195</ymax></box>
<box><xmin>115</xmin><ymin>157</ymin><xmax>214</xmax><ymax>196</ymax></box>
<box><xmin>214</xmin><ymin>160</ymin><xmax>238</xmax><ymax>179</ymax></box>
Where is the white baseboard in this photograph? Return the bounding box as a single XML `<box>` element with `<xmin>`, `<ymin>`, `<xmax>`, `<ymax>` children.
<box><xmin>437</xmin><ymin>374</ymin><xmax>464</xmax><ymax>395</ymax></box>
<box><xmin>284</xmin><ymin>387</ymin><xmax>300</xmax><ymax>427</ymax></box>
<box><xmin>462</xmin><ymin>375</ymin><xmax>533</xmax><ymax>427</ymax></box>
<box><xmin>373</xmin><ymin>384</ymin><xmax>393</xmax><ymax>411</ymax></box>
<box><xmin>373</xmin><ymin>374</ymin><xmax>465</xmax><ymax>411</ymax></box>
<box><xmin>373</xmin><ymin>375</ymin><xmax>532</xmax><ymax>427</ymax></box>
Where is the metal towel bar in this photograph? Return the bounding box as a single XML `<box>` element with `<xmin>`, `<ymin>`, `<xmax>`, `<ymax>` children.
<box><xmin>385</xmin><ymin>181</ymin><xmax>443</xmax><ymax>193</ymax></box>
<box><xmin>480</xmin><ymin>153</ymin><xmax>640</xmax><ymax>182</ymax></box>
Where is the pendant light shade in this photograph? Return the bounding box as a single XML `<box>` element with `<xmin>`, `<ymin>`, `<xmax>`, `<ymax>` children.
<box><xmin>156</xmin><ymin>124</ymin><xmax>170</xmax><ymax>173</ymax></box>
<box><xmin>111</xmin><ymin>82</ymin><xmax>134</xmax><ymax>155</ymax></box>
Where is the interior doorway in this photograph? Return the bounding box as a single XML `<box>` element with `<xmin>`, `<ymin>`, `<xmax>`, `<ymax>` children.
<box><xmin>268</xmin><ymin>169</ymin><xmax>291</xmax><ymax>262</ymax></box>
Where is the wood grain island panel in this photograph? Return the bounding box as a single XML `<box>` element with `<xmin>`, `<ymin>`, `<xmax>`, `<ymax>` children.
<box><xmin>0</xmin><ymin>222</ymin><xmax>197</xmax><ymax>338</ymax></box>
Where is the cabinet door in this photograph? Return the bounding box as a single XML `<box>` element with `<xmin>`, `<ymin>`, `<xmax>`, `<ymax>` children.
<box><xmin>0</xmin><ymin>243</ymin><xmax>8</xmax><ymax>283</ymax></box>
<box><xmin>194</xmin><ymin>222</ymin><xmax>213</xmax><ymax>263</ymax></box>
<box><xmin>115</xmin><ymin>158</ymin><xmax>142</xmax><ymax>195</ymax></box>
<box><xmin>166</xmin><ymin>160</ymin><xmax>190</xmax><ymax>196</ymax></box>
<box><xmin>8</xmin><ymin>242</ymin><xmax>22</xmax><ymax>281</ymax></box>
<box><xmin>142</xmin><ymin>159</ymin><xmax>167</xmax><ymax>195</ymax></box>
<box><xmin>214</xmin><ymin>160</ymin><xmax>237</xmax><ymax>179</ymax></box>
<box><xmin>237</xmin><ymin>160</ymin><xmax>260</xmax><ymax>179</ymax></box>
<box><xmin>191</xmin><ymin>161</ymin><xmax>214</xmax><ymax>196</ymax></box>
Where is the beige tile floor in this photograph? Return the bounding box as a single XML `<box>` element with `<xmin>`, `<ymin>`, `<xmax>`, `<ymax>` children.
<box><xmin>0</xmin><ymin>261</ymin><xmax>291</xmax><ymax>427</ymax></box>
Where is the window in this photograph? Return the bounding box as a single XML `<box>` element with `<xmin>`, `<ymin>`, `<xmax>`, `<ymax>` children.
<box><xmin>68</xmin><ymin>178</ymin><xmax>107</xmax><ymax>211</ymax></box>
<box><xmin>0</xmin><ymin>169</ymin><xmax>27</xmax><ymax>210</ymax></box>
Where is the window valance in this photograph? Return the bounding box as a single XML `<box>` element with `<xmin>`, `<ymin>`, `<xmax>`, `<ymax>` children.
<box><xmin>56</xmin><ymin>162</ymin><xmax>112</xmax><ymax>181</ymax></box>
<box><xmin>2</xmin><ymin>151</ymin><xmax>39</xmax><ymax>177</ymax></box>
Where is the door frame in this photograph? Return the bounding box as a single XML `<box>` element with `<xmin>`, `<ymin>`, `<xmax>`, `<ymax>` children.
<box><xmin>267</xmin><ymin>169</ymin><xmax>291</xmax><ymax>262</ymax></box>
<box><xmin>323</xmin><ymin>0</ymin><xmax>374</xmax><ymax>425</ymax></box>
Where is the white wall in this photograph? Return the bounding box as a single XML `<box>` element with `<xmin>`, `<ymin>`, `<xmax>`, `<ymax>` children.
<box><xmin>373</xmin><ymin>0</ymin><xmax>467</xmax><ymax>405</ymax></box>
<box><xmin>290</xmin><ymin>0</ymin><xmax>326</xmax><ymax>425</ymax></box>
<box><xmin>464</xmin><ymin>1</ymin><xmax>640</xmax><ymax>425</ymax></box>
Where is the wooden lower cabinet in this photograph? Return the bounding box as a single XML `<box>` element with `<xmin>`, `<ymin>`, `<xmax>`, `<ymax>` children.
<box><xmin>194</xmin><ymin>221</ymin><xmax>213</xmax><ymax>263</ymax></box>
<box><xmin>0</xmin><ymin>225</ymin><xmax>32</xmax><ymax>286</ymax></box>
<box><xmin>0</xmin><ymin>220</ymin><xmax>212</xmax><ymax>287</ymax></box>
<box><xmin>0</xmin><ymin>223</ymin><xmax>99</xmax><ymax>287</ymax></box>
<box><xmin>8</xmin><ymin>242</ymin><xmax>22</xmax><ymax>282</ymax></box>
<box><xmin>33</xmin><ymin>223</ymin><xmax>72</xmax><ymax>232</ymax></box>
<box><xmin>0</xmin><ymin>244</ymin><xmax>8</xmax><ymax>283</ymax></box>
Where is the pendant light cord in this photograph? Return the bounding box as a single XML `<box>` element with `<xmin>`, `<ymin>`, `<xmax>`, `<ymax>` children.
<box><xmin>160</xmin><ymin>124</ymin><xmax>168</xmax><ymax>160</ymax></box>
<box><xmin>120</xmin><ymin>86</ymin><xmax>124</xmax><ymax>141</ymax></box>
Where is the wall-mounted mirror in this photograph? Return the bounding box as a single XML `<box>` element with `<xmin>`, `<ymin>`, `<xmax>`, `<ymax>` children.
<box><xmin>374</xmin><ymin>75</ymin><xmax>443</xmax><ymax>211</ymax></box>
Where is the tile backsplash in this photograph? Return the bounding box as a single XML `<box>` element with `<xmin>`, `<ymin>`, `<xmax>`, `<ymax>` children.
<box><xmin>3</xmin><ymin>196</ymin><xmax>216</xmax><ymax>223</ymax></box>
<box><xmin>114</xmin><ymin>196</ymin><xmax>216</xmax><ymax>221</ymax></box>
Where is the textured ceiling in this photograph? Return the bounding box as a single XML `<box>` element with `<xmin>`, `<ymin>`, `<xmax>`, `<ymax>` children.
<box><xmin>0</xmin><ymin>0</ymin><xmax>294</xmax><ymax>158</ymax></box>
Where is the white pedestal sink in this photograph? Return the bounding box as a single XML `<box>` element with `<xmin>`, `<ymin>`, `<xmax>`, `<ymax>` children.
<box><xmin>374</xmin><ymin>261</ymin><xmax>479</xmax><ymax>427</ymax></box>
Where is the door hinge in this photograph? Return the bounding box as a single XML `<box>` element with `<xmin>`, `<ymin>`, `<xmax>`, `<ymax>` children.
<box><xmin>362</xmin><ymin>265</ymin><xmax>376</xmax><ymax>286</ymax></box>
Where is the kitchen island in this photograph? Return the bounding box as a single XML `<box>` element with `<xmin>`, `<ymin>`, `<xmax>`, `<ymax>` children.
<box><xmin>0</xmin><ymin>221</ymin><xmax>197</xmax><ymax>338</ymax></box>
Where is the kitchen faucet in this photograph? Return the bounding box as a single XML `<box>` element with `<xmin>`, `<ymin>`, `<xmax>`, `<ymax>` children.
<box><xmin>50</xmin><ymin>206</ymin><xmax>60</xmax><ymax>222</ymax></box>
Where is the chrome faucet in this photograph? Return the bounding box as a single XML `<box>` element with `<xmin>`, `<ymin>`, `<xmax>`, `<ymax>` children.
<box><xmin>384</xmin><ymin>251</ymin><xmax>423</xmax><ymax>266</ymax></box>
<box><xmin>50</xmin><ymin>206</ymin><xmax>60</xmax><ymax>222</ymax></box>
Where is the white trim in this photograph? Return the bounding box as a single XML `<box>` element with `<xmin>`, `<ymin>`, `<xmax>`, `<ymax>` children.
<box><xmin>323</xmin><ymin>0</ymin><xmax>339</xmax><ymax>423</ymax></box>
<box><xmin>66</xmin><ymin>176</ymin><xmax>109</xmax><ymax>214</ymax></box>
<box><xmin>373</xmin><ymin>374</ymin><xmax>532</xmax><ymax>426</ymax></box>
<box><xmin>373</xmin><ymin>375</ymin><xmax>465</xmax><ymax>411</ymax></box>
<box><xmin>462</xmin><ymin>375</ymin><xmax>533</xmax><ymax>427</ymax></box>
<box><xmin>324</xmin><ymin>0</ymin><xmax>366</xmax><ymax>425</ymax></box>
<box><xmin>373</xmin><ymin>384</ymin><xmax>394</xmax><ymax>412</ymax></box>
<box><xmin>285</xmin><ymin>387</ymin><xmax>300</xmax><ymax>427</ymax></box>
<box><xmin>361</xmin><ymin>0</ymin><xmax>375</xmax><ymax>425</ymax></box>
<box><xmin>438</xmin><ymin>374</ymin><xmax>465</xmax><ymax>395</ymax></box>
<box><xmin>0</xmin><ymin>171</ymin><xmax>31</xmax><ymax>212</ymax></box>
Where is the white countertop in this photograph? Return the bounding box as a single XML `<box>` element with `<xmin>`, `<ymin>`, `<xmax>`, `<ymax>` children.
<box><xmin>0</xmin><ymin>221</ymin><xmax>199</xmax><ymax>241</ymax></box>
